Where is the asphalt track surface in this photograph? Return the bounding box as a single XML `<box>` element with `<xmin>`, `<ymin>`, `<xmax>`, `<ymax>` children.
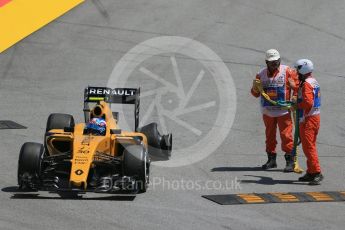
<box><xmin>1</xmin><ymin>0</ymin><xmax>345</xmax><ymax>229</ymax></box>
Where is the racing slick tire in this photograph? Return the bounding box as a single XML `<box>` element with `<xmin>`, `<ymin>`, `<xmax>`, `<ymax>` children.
<box><xmin>138</xmin><ymin>122</ymin><xmax>172</xmax><ymax>160</ymax></box>
<box><xmin>123</xmin><ymin>145</ymin><xmax>149</xmax><ymax>193</ymax></box>
<box><xmin>45</xmin><ymin>113</ymin><xmax>75</xmax><ymax>154</ymax></box>
<box><xmin>46</xmin><ymin>113</ymin><xmax>75</xmax><ymax>132</ymax></box>
<box><xmin>17</xmin><ymin>142</ymin><xmax>44</xmax><ymax>190</ymax></box>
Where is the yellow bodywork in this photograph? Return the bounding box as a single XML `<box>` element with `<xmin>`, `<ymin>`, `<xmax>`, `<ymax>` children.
<box><xmin>46</xmin><ymin>101</ymin><xmax>147</xmax><ymax>189</ymax></box>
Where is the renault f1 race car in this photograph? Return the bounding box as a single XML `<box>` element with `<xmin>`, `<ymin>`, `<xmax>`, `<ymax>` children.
<box><xmin>17</xmin><ymin>86</ymin><xmax>172</xmax><ymax>193</ymax></box>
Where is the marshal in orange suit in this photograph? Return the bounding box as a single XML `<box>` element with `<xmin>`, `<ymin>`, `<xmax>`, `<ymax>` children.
<box><xmin>251</xmin><ymin>49</ymin><xmax>298</xmax><ymax>172</ymax></box>
<box><xmin>294</xmin><ymin>59</ymin><xmax>323</xmax><ymax>185</ymax></box>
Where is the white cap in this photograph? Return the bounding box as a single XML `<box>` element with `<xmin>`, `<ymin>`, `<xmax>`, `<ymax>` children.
<box><xmin>294</xmin><ymin>59</ymin><xmax>313</xmax><ymax>75</ymax></box>
<box><xmin>265</xmin><ymin>49</ymin><xmax>280</xmax><ymax>61</ymax></box>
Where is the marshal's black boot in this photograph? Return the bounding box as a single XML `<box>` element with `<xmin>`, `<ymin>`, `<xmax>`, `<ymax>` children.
<box><xmin>299</xmin><ymin>173</ymin><xmax>324</xmax><ymax>185</ymax></box>
<box><xmin>262</xmin><ymin>152</ymin><xmax>277</xmax><ymax>170</ymax></box>
<box><xmin>283</xmin><ymin>153</ymin><xmax>295</xmax><ymax>172</ymax></box>
<box><xmin>308</xmin><ymin>173</ymin><xmax>324</xmax><ymax>185</ymax></box>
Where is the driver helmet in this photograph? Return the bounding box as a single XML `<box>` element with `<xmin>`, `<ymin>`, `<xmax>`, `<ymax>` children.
<box><xmin>86</xmin><ymin>118</ymin><xmax>106</xmax><ymax>135</ymax></box>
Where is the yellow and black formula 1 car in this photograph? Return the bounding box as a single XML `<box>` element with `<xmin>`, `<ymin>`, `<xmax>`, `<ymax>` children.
<box><xmin>17</xmin><ymin>86</ymin><xmax>172</xmax><ymax>193</ymax></box>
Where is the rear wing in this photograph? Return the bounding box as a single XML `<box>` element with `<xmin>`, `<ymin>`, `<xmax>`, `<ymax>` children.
<box><xmin>84</xmin><ymin>86</ymin><xmax>140</xmax><ymax>131</ymax></box>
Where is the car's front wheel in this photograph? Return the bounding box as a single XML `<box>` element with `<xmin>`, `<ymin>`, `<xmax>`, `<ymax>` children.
<box><xmin>123</xmin><ymin>145</ymin><xmax>149</xmax><ymax>193</ymax></box>
<box><xmin>17</xmin><ymin>142</ymin><xmax>44</xmax><ymax>190</ymax></box>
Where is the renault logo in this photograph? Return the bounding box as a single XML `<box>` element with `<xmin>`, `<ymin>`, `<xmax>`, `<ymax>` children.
<box><xmin>75</xmin><ymin>169</ymin><xmax>83</xmax><ymax>175</ymax></box>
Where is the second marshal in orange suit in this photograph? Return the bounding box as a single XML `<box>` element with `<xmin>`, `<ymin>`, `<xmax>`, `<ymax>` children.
<box><xmin>294</xmin><ymin>58</ymin><xmax>323</xmax><ymax>185</ymax></box>
<box><xmin>251</xmin><ymin>49</ymin><xmax>298</xmax><ymax>172</ymax></box>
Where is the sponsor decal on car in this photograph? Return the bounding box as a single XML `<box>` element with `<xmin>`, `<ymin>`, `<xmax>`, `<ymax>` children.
<box><xmin>88</xmin><ymin>88</ymin><xmax>136</xmax><ymax>96</ymax></box>
<box><xmin>75</xmin><ymin>169</ymin><xmax>84</xmax><ymax>175</ymax></box>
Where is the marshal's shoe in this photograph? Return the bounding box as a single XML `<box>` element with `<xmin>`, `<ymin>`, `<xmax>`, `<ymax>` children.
<box><xmin>262</xmin><ymin>152</ymin><xmax>277</xmax><ymax>170</ymax></box>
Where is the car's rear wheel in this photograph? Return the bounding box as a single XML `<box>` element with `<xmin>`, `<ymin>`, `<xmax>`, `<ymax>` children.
<box><xmin>17</xmin><ymin>142</ymin><xmax>44</xmax><ymax>190</ymax></box>
<box><xmin>46</xmin><ymin>113</ymin><xmax>75</xmax><ymax>132</ymax></box>
<box><xmin>138</xmin><ymin>122</ymin><xmax>172</xmax><ymax>160</ymax></box>
<box><xmin>45</xmin><ymin>113</ymin><xmax>75</xmax><ymax>155</ymax></box>
<box><xmin>123</xmin><ymin>145</ymin><xmax>149</xmax><ymax>193</ymax></box>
